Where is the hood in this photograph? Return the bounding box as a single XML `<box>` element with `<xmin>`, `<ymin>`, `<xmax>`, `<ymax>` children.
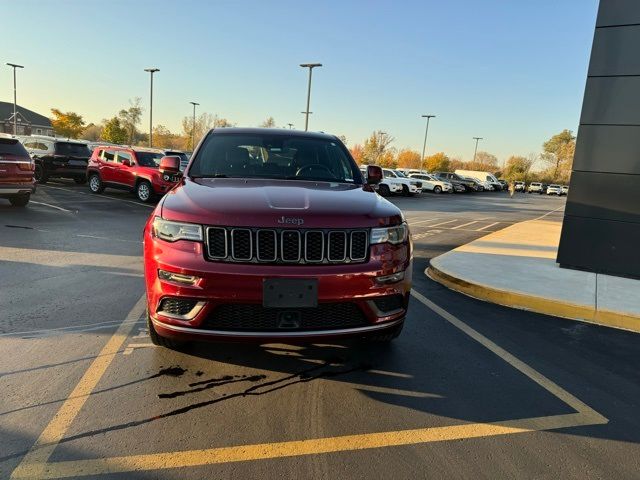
<box><xmin>160</xmin><ymin>178</ymin><xmax>403</xmax><ymax>228</ymax></box>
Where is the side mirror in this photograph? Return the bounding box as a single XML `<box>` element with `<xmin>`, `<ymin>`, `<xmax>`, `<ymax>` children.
<box><xmin>366</xmin><ymin>165</ymin><xmax>383</xmax><ymax>185</ymax></box>
<box><xmin>159</xmin><ymin>156</ymin><xmax>180</xmax><ymax>174</ymax></box>
<box><xmin>122</xmin><ymin>159</ymin><xmax>132</xmax><ymax>167</ymax></box>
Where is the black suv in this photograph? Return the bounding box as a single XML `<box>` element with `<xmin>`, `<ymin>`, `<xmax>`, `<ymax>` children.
<box><xmin>21</xmin><ymin>136</ymin><xmax>92</xmax><ymax>184</ymax></box>
<box><xmin>432</xmin><ymin>172</ymin><xmax>477</xmax><ymax>192</ymax></box>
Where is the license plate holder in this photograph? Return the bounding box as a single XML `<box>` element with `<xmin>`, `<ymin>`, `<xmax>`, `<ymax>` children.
<box><xmin>263</xmin><ymin>278</ymin><xmax>318</xmax><ymax>308</ymax></box>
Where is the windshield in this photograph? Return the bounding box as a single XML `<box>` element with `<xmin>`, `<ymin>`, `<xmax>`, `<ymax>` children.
<box><xmin>55</xmin><ymin>142</ymin><xmax>91</xmax><ymax>157</ymax></box>
<box><xmin>395</xmin><ymin>171</ymin><xmax>407</xmax><ymax>178</ymax></box>
<box><xmin>136</xmin><ymin>151</ymin><xmax>164</xmax><ymax>167</ymax></box>
<box><xmin>189</xmin><ymin>133</ymin><xmax>361</xmax><ymax>183</ymax></box>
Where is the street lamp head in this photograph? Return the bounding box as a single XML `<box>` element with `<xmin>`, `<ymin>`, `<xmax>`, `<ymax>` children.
<box><xmin>144</xmin><ymin>68</ymin><xmax>160</xmax><ymax>73</ymax></box>
<box><xmin>300</xmin><ymin>63</ymin><xmax>322</xmax><ymax>68</ymax></box>
<box><xmin>421</xmin><ymin>114</ymin><xmax>436</xmax><ymax>119</ymax></box>
<box><xmin>190</xmin><ymin>101</ymin><xmax>200</xmax><ymax>106</ymax></box>
<box><xmin>6</xmin><ymin>63</ymin><xmax>24</xmax><ymax>69</ymax></box>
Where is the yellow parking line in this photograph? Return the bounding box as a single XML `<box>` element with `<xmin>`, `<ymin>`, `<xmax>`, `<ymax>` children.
<box><xmin>11</xmin><ymin>290</ymin><xmax>607</xmax><ymax>479</ymax></box>
<box><xmin>22</xmin><ymin>413</ymin><xmax>598</xmax><ymax>479</ymax></box>
<box><xmin>10</xmin><ymin>295</ymin><xmax>147</xmax><ymax>480</ymax></box>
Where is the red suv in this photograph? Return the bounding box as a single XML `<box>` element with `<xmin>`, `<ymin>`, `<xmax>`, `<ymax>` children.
<box><xmin>87</xmin><ymin>146</ymin><xmax>182</xmax><ymax>202</ymax></box>
<box><xmin>0</xmin><ymin>134</ymin><xmax>36</xmax><ymax>207</ymax></box>
<box><xmin>144</xmin><ymin>128</ymin><xmax>412</xmax><ymax>348</ymax></box>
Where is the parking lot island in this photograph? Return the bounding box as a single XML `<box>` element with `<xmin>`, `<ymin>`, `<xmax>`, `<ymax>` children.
<box><xmin>428</xmin><ymin>219</ymin><xmax>640</xmax><ymax>333</ymax></box>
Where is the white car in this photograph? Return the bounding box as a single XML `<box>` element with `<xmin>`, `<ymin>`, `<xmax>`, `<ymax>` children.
<box><xmin>528</xmin><ymin>182</ymin><xmax>543</xmax><ymax>193</ymax></box>
<box><xmin>384</xmin><ymin>169</ymin><xmax>422</xmax><ymax>196</ymax></box>
<box><xmin>409</xmin><ymin>173</ymin><xmax>452</xmax><ymax>193</ymax></box>
<box><xmin>547</xmin><ymin>184</ymin><xmax>562</xmax><ymax>196</ymax></box>
<box><xmin>514</xmin><ymin>181</ymin><xmax>525</xmax><ymax>192</ymax></box>
<box><xmin>561</xmin><ymin>185</ymin><xmax>569</xmax><ymax>195</ymax></box>
<box><xmin>360</xmin><ymin>167</ymin><xmax>402</xmax><ymax>197</ymax></box>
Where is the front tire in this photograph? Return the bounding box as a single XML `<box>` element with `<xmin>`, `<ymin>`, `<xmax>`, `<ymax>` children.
<box><xmin>9</xmin><ymin>194</ymin><xmax>30</xmax><ymax>207</ymax></box>
<box><xmin>136</xmin><ymin>180</ymin><xmax>153</xmax><ymax>203</ymax></box>
<box><xmin>433</xmin><ymin>185</ymin><xmax>442</xmax><ymax>194</ymax></box>
<box><xmin>378</xmin><ymin>184</ymin><xmax>390</xmax><ymax>197</ymax></box>
<box><xmin>402</xmin><ymin>185</ymin><xmax>411</xmax><ymax>197</ymax></box>
<box><xmin>88</xmin><ymin>173</ymin><xmax>105</xmax><ymax>193</ymax></box>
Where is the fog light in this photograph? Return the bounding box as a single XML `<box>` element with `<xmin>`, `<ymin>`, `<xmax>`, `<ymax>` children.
<box><xmin>375</xmin><ymin>271</ymin><xmax>405</xmax><ymax>285</ymax></box>
<box><xmin>158</xmin><ymin>269</ymin><xmax>199</xmax><ymax>285</ymax></box>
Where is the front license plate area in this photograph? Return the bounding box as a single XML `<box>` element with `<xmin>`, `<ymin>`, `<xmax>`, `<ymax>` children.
<box><xmin>263</xmin><ymin>278</ymin><xmax>318</xmax><ymax>308</ymax></box>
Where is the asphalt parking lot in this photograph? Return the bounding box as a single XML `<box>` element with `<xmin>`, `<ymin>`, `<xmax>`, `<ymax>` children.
<box><xmin>1</xmin><ymin>183</ymin><xmax>638</xmax><ymax>479</ymax></box>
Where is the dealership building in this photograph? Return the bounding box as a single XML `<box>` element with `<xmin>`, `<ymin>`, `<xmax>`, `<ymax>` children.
<box><xmin>0</xmin><ymin>101</ymin><xmax>54</xmax><ymax>136</ymax></box>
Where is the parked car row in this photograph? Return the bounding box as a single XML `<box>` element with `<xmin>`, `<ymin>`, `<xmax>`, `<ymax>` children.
<box><xmin>527</xmin><ymin>182</ymin><xmax>569</xmax><ymax>195</ymax></box>
<box><xmin>0</xmin><ymin>134</ymin><xmax>190</xmax><ymax>205</ymax></box>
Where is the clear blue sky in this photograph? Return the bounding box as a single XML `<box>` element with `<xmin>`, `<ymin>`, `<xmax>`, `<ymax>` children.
<box><xmin>3</xmin><ymin>0</ymin><xmax>598</xmax><ymax>161</ymax></box>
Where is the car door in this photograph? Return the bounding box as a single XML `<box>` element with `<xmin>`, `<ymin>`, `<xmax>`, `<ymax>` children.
<box><xmin>115</xmin><ymin>151</ymin><xmax>136</xmax><ymax>187</ymax></box>
<box><xmin>100</xmin><ymin>149</ymin><xmax>118</xmax><ymax>185</ymax></box>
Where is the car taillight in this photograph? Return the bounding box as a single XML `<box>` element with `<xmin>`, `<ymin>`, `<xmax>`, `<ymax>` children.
<box><xmin>18</xmin><ymin>160</ymin><xmax>34</xmax><ymax>171</ymax></box>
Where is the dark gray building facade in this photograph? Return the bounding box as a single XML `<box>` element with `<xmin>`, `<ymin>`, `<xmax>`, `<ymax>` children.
<box><xmin>557</xmin><ymin>0</ymin><xmax>640</xmax><ymax>278</ymax></box>
<box><xmin>0</xmin><ymin>101</ymin><xmax>54</xmax><ymax>136</ymax></box>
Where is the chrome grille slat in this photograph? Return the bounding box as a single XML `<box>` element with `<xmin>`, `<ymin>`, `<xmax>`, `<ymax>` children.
<box><xmin>256</xmin><ymin>230</ymin><xmax>277</xmax><ymax>262</ymax></box>
<box><xmin>231</xmin><ymin>229</ymin><xmax>252</xmax><ymax>261</ymax></box>
<box><xmin>281</xmin><ymin>230</ymin><xmax>302</xmax><ymax>262</ymax></box>
<box><xmin>205</xmin><ymin>227</ymin><xmax>370</xmax><ymax>265</ymax></box>
<box><xmin>327</xmin><ymin>231</ymin><xmax>347</xmax><ymax>262</ymax></box>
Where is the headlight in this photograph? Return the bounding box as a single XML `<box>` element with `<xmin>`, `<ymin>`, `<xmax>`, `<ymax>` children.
<box><xmin>152</xmin><ymin>217</ymin><xmax>203</xmax><ymax>242</ymax></box>
<box><xmin>370</xmin><ymin>223</ymin><xmax>408</xmax><ymax>245</ymax></box>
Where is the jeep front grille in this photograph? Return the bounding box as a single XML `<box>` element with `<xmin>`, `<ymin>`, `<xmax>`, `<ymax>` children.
<box><xmin>205</xmin><ymin>227</ymin><xmax>369</xmax><ymax>265</ymax></box>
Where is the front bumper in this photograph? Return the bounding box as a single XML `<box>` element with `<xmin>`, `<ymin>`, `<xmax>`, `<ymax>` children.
<box><xmin>144</xmin><ymin>230</ymin><xmax>412</xmax><ymax>342</ymax></box>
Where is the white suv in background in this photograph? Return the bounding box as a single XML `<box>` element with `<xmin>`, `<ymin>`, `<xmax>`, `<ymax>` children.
<box><xmin>360</xmin><ymin>166</ymin><xmax>402</xmax><ymax>196</ymax></box>
<box><xmin>408</xmin><ymin>173</ymin><xmax>452</xmax><ymax>193</ymax></box>
<box><xmin>384</xmin><ymin>169</ymin><xmax>422</xmax><ymax>196</ymax></box>
<box><xmin>547</xmin><ymin>184</ymin><xmax>562</xmax><ymax>196</ymax></box>
<box><xmin>528</xmin><ymin>182</ymin><xmax>543</xmax><ymax>193</ymax></box>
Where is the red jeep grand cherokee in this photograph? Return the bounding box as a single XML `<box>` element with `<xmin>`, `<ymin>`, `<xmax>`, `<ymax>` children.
<box><xmin>0</xmin><ymin>134</ymin><xmax>36</xmax><ymax>207</ymax></box>
<box><xmin>144</xmin><ymin>128</ymin><xmax>412</xmax><ymax>347</ymax></box>
<box><xmin>87</xmin><ymin>146</ymin><xmax>181</xmax><ymax>202</ymax></box>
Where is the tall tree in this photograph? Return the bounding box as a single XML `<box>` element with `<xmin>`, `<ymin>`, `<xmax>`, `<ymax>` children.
<box><xmin>260</xmin><ymin>116</ymin><xmax>276</xmax><ymax>128</ymax></box>
<box><xmin>424</xmin><ymin>152</ymin><xmax>451</xmax><ymax>172</ymax></box>
<box><xmin>101</xmin><ymin>117</ymin><xmax>128</xmax><ymax>144</ymax></box>
<box><xmin>350</xmin><ymin>144</ymin><xmax>364</xmax><ymax>165</ymax></box>
<box><xmin>362</xmin><ymin>131</ymin><xmax>395</xmax><ymax>165</ymax></box>
<box><xmin>118</xmin><ymin>98</ymin><xmax>143</xmax><ymax>145</ymax></box>
<box><xmin>81</xmin><ymin>123</ymin><xmax>103</xmax><ymax>141</ymax></box>
<box><xmin>541</xmin><ymin>129</ymin><xmax>576</xmax><ymax>182</ymax></box>
<box><xmin>468</xmin><ymin>151</ymin><xmax>499</xmax><ymax>172</ymax></box>
<box><xmin>181</xmin><ymin>113</ymin><xmax>234</xmax><ymax>150</ymax></box>
<box><xmin>503</xmin><ymin>155</ymin><xmax>535</xmax><ymax>182</ymax></box>
<box><xmin>50</xmin><ymin>109</ymin><xmax>85</xmax><ymax>138</ymax></box>
<box><xmin>396</xmin><ymin>149</ymin><xmax>421</xmax><ymax>169</ymax></box>
<box><xmin>152</xmin><ymin>125</ymin><xmax>182</xmax><ymax>149</ymax></box>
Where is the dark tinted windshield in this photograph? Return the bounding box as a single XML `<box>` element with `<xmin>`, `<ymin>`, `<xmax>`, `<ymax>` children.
<box><xmin>136</xmin><ymin>151</ymin><xmax>164</xmax><ymax>167</ymax></box>
<box><xmin>55</xmin><ymin>142</ymin><xmax>91</xmax><ymax>157</ymax></box>
<box><xmin>0</xmin><ymin>138</ymin><xmax>29</xmax><ymax>156</ymax></box>
<box><xmin>189</xmin><ymin>133</ymin><xmax>361</xmax><ymax>183</ymax></box>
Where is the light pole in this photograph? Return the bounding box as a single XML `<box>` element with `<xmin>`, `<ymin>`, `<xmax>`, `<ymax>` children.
<box><xmin>473</xmin><ymin>137</ymin><xmax>483</xmax><ymax>162</ymax></box>
<box><xmin>300</xmin><ymin>63</ymin><xmax>322</xmax><ymax>131</ymax></box>
<box><xmin>144</xmin><ymin>68</ymin><xmax>160</xmax><ymax>147</ymax></box>
<box><xmin>376</xmin><ymin>131</ymin><xmax>388</xmax><ymax>165</ymax></box>
<box><xmin>421</xmin><ymin>114</ymin><xmax>436</xmax><ymax>170</ymax></box>
<box><xmin>6</xmin><ymin>63</ymin><xmax>24</xmax><ymax>135</ymax></box>
<box><xmin>189</xmin><ymin>101</ymin><xmax>199</xmax><ymax>150</ymax></box>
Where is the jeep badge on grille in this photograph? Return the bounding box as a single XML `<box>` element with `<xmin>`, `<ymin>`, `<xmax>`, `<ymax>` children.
<box><xmin>277</xmin><ymin>216</ymin><xmax>304</xmax><ymax>226</ymax></box>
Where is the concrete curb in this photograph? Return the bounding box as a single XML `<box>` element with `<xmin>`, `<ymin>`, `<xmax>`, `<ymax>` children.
<box><xmin>426</xmin><ymin>265</ymin><xmax>640</xmax><ymax>334</ymax></box>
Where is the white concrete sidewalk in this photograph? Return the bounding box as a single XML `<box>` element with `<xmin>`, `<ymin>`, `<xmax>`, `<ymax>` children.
<box><xmin>428</xmin><ymin>220</ymin><xmax>640</xmax><ymax>333</ymax></box>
